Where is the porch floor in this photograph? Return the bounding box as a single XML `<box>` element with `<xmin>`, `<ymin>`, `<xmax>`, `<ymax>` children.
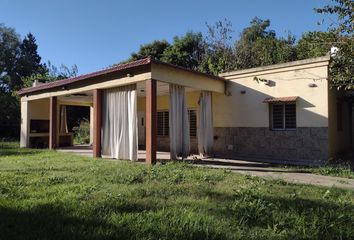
<box><xmin>57</xmin><ymin>145</ymin><xmax>175</xmax><ymax>160</ymax></box>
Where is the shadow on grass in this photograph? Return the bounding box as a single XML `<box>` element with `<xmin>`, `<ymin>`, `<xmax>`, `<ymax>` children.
<box><xmin>202</xmin><ymin>190</ymin><xmax>354</xmax><ymax>238</ymax></box>
<box><xmin>0</xmin><ymin>202</ymin><xmax>230</xmax><ymax>240</ymax></box>
<box><xmin>0</xmin><ymin>205</ymin><xmax>132</xmax><ymax>240</ymax></box>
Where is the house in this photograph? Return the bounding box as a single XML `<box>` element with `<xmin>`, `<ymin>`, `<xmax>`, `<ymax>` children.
<box><xmin>18</xmin><ymin>55</ymin><xmax>352</xmax><ymax>165</ymax></box>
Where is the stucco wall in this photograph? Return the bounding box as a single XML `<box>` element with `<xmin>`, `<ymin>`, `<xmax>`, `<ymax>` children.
<box><xmin>213</xmin><ymin>57</ymin><xmax>331</xmax><ymax>163</ymax></box>
<box><xmin>20</xmin><ymin>98</ymin><xmax>50</xmax><ymax>147</ymax></box>
<box><xmin>137</xmin><ymin>91</ymin><xmax>200</xmax><ymax>112</ymax></box>
<box><xmin>214</xmin><ymin>64</ymin><xmax>329</xmax><ymax>128</ymax></box>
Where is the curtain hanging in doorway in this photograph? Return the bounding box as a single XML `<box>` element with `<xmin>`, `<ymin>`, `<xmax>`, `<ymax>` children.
<box><xmin>101</xmin><ymin>84</ymin><xmax>138</xmax><ymax>160</ymax></box>
<box><xmin>60</xmin><ymin>105</ymin><xmax>68</xmax><ymax>133</ymax></box>
<box><xmin>169</xmin><ymin>84</ymin><xmax>190</xmax><ymax>160</ymax></box>
<box><xmin>198</xmin><ymin>91</ymin><xmax>214</xmax><ymax>157</ymax></box>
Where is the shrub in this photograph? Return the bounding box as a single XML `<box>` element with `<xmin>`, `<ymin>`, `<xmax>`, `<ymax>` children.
<box><xmin>73</xmin><ymin>118</ymin><xmax>90</xmax><ymax>144</ymax></box>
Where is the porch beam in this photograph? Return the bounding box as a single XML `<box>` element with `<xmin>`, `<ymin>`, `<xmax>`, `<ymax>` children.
<box><xmin>93</xmin><ymin>89</ymin><xmax>102</xmax><ymax>158</ymax></box>
<box><xmin>146</xmin><ymin>79</ymin><xmax>157</xmax><ymax>164</ymax></box>
<box><xmin>49</xmin><ymin>96</ymin><xmax>57</xmax><ymax>149</ymax></box>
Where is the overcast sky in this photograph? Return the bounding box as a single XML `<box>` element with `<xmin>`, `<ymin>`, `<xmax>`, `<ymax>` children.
<box><xmin>1</xmin><ymin>0</ymin><xmax>331</xmax><ymax>74</ymax></box>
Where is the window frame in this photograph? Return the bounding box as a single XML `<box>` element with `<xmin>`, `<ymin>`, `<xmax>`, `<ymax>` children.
<box><xmin>156</xmin><ymin>108</ymin><xmax>197</xmax><ymax>137</ymax></box>
<box><xmin>270</xmin><ymin>102</ymin><xmax>297</xmax><ymax>131</ymax></box>
<box><xmin>157</xmin><ymin>110</ymin><xmax>169</xmax><ymax>137</ymax></box>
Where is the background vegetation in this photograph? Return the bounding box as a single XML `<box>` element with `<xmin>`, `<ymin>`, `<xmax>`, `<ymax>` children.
<box><xmin>0</xmin><ymin>0</ymin><xmax>352</xmax><ymax>139</ymax></box>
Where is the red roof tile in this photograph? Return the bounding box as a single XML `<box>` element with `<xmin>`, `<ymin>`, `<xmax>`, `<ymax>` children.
<box><xmin>18</xmin><ymin>57</ymin><xmax>152</xmax><ymax>96</ymax></box>
<box><xmin>18</xmin><ymin>57</ymin><xmax>225</xmax><ymax>96</ymax></box>
<box><xmin>263</xmin><ymin>96</ymin><xmax>298</xmax><ymax>103</ymax></box>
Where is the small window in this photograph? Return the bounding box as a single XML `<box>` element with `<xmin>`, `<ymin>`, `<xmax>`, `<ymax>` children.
<box><xmin>157</xmin><ymin>111</ymin><xmax>169</xmax><ymax>136</ymax></box>
<box><xmin>271</xmin><ymin>103</ymin><xmax>296</xmax><ymax>130</ymax></box>
<box><xmin>337</xmin><ymin>101</ymin><xmax>343</xmax><ymax>131</ymax></box>
<box><xmin>188</xmin><ymin>109</ymin><xmax>197</xmax><ymax>137</ymax></box>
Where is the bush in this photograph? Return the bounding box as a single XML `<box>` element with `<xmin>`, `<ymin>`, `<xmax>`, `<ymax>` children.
<box><xmin>73</xmin><ymin>118</ymin><xmax>90</xmax><ymax>144</ymax></box>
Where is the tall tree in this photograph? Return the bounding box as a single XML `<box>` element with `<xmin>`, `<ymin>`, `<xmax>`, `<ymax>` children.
<box><xmin>234</xmin><ymin>17</ymin><xmax>297</xmax><ymax>69</ymax></box>
<box><xmin>200</xmin><ymin>19</ymin><xmax>237</xmax><ymax>75</ymax></box>
<box><xmin>315</xmin><ymin>0</ymin><xmax>353</xmax><ymax>89</ymax></box>
<box><xmin>0</xmin><ymin>24</ymin><xmax>21</xmax><ymax>92</ymax></box>
<box><xmin>17</xmin><ymin>33</ymin><xmax>45</xmax><ymax>81</ymax></box>
<box><xmin>161</xmin><ymin>31</ymin><xmax>205</xmax><ymax>70</ymax></box>
<box><xmin>128</xmin><ymin>40</ymin><xmax>170</xmax><ymax>62</ymax></box>
<box><xmin>296</xmin><ymin>31</ymin><xmax>336</xmax><ymax>60</ymax></box>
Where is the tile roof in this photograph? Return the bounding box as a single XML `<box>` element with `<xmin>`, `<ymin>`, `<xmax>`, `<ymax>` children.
<box><xmin>17</xmin><ymin>57</ymin><xmax>225</xmax><ymax>96</ymax></box>
<box><xmin>263</xmin><ymin>96</ymin><xmax>299</xmax><ymax>103</ymax></box>
<box><xmin>18</xmin><ymin>57</ymin><xmax>152</xmax><ymax>96</ymax></box>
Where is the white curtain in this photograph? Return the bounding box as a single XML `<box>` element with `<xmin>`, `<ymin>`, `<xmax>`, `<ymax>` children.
<box><xmin>101</xmin><ymin>84</ymin><xmax>138</xmax><ymax>160</ymax></box>
<box><xmin>60</xmin><ymin>105</ymin><xmax>68</xmax><ymax>133</ymax></box>
<box><xmin>169</xmin><ymin>84</ymin><xmax>190</xmax><ymax>159</ymax></box>
<box><xmin>198</xmin><ymin>91</ymin><xmax>214</xmax><ymax>157</ymax></box>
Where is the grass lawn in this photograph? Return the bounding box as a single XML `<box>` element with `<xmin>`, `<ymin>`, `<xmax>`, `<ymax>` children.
<box><xmin>1</xmin><ymin>142</ymin><xmax>354</xmax><ymax>240</ymax></box>
<box><xmin>278</xmin><ymin>162</ymin><xmax>354</xmax><ymax>179</ymax></box>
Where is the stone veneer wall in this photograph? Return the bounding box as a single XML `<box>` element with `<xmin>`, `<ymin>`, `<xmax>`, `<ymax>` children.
<box><xmin>213</xmin><ymin>127</ymin><xmax>328</xmax><ymax>163</ymax></box>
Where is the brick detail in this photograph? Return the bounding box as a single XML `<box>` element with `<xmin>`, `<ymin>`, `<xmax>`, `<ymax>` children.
<box><xmin>213</xmin><ymin>127</ymin><xmax>328</xmax><ymax>163</ymax></box>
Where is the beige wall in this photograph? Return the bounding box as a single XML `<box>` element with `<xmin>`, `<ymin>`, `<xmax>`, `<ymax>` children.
<box><xmin>137</xmin><ymin>91</ymin><xmax>200</xmax><ymax>112</ymax></box>
<box><xmin>151</xmin><ymin>63</ymin><xmax>224</xmax><ymax>93</ymax></box>
<box><xmin>20</xmin><ymin>98</ymin><xmax>50</xmax><ymax>147</ymax></box>
<box><xmin>215</xmin><ymin>60</ymin><xmax>330</xmax><ymax>128</ymax></box>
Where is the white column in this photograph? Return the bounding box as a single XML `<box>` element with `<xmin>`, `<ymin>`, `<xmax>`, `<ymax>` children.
<box><xmin>20</xmin><ymin>99</ymin><xmax>29</xmax><ymax>148</ymax></box>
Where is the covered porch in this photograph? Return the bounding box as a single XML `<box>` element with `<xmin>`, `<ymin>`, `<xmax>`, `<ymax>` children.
<box><xmin>18</xmin><ymin>57</ymin><xmax>225</xmax><ymax>164</ymax></box>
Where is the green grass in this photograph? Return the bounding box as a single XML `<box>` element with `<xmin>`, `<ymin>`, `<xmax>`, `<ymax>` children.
<box><xmin>1</xmin><ymin>142</ymin><xmax>354</xmax><ymax>240</ymax></box>
<box><xmin>278</xmin><ymin>163</ymin><xmax>354</xmax><ymax>179</ymax></box>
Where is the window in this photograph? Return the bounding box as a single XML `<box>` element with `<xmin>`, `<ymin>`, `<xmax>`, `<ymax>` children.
<box><xmin>271</xmin><ymin>103</ymin><xmax>296</xmax><ymax>130</ymax></box>
<box><xmin>157</xmin><ymin>111</ymin><xmax>169</xmax><ymax>136</ymax></box>
<box><xmin>157</xmin><ymin>109</ymin><xmax>197</xmax><ymax>137</ymax></box>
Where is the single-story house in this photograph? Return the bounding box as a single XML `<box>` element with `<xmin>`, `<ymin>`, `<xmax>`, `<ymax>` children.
<box><xmin>18</xmin><ymin>55</ymin><xmax>353</xmax><ymax>164</ymax></box>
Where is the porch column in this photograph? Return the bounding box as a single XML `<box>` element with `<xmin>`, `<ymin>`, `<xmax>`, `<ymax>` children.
<box><xmin>146</xmin><ymin>79</ymin><xmax>157</xmax><ymax>164</ymax></box>
<box><xmin>93</xmin><ymin>89</ymin><xmax>102</xmax><ymax>157</ymax></box>
<box><xmin>49</xmin><ymin>96</ymin><xmax>57</xmax><ymax>149</ymax></box>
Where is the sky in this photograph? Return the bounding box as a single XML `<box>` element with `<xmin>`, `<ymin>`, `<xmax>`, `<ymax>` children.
<box><xmin>1</xmin><ymin>0</ymin><xmax>332</xmax><ymax>75</ymax></box>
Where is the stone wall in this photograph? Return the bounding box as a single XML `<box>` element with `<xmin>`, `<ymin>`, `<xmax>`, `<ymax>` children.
<box><xmin>213</xmin><ymin>127</ymin><xmax>328</xmax><ymax>163</ymax></box>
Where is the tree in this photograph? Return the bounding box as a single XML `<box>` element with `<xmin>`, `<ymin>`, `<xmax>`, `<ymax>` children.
<box><xmin>17</xmin><ymin>33</ymin><xmax>45</xmax><ymax>82</ymax></box>
<box><xmin>200</xmin><ymin>19</ymin><xmax>237</xmax><ymax>75</ymax></box>
<box><xmin>296</xmin><ymin>31</ymin><xmax>337</xmax><ymax>60</ymax></box>
<box><xmin>315</xmin><ymin>0</ymin><xmax>354</xmax><ymax>89</ymax></box>
<box><xmin>0</xmin><ymin>24</ymin><xmax>21</xmax><ymax>92</ymax></box>
<box><xmin>234</xmin><ymin>17</ymin><xmax>297</xmax><ymax>69</ymax></box>
<box><xmin>161</xmin><ymin>31</ymin><xmax>205</xmax><ymax>70</ymax></box>
<box><xmin>128</xmin><ymin>40</ymin><xmax>170</xmax><ymax>62</ymax></box>
<box><xmin>22</xmin><ymin>61</ymin><xmax>78</xmax><ymax>88</ymax></box>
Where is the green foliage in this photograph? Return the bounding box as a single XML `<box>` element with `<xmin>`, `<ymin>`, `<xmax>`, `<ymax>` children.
<box><xmin>0</xmin><ymin>23</ymin><xmax>78</xmax><ymax>138</ymax></box>
<box><xmin>315</xmin><ymin>0</ymin><xmax>354</xmax><ymax>90</ymax></box>
<box><xmin>200</xmin><ymin>19</ymin><xmax>237</xmax><ymax>75</ymax></box>
<box><xmin>161</xmin><ymin>31</ymin><xmax>205</xmax><ymax>70</ymax></box>
<box><xmin>0</xmin><ymin>142</ymin><xmax>354</xmax><ymax>239</ymax></box>
<box><xmin>128</xmin><ymin>40</ymin><xmax>170</xmax><ymax>62</ymax></box>
<box><xmin>73</xmin><ymin>118</ymin><xmax>90</xmax><ymax>145</ymax></box>
<box><xmin>235</xmin><ymin>18</ymin><xmax>297</xmax><ymax>69</ymax></box>
<box><xmin>297</xmin><ymin>31</ymin><xmax>336</xmax><ymax>60</ymax></box>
